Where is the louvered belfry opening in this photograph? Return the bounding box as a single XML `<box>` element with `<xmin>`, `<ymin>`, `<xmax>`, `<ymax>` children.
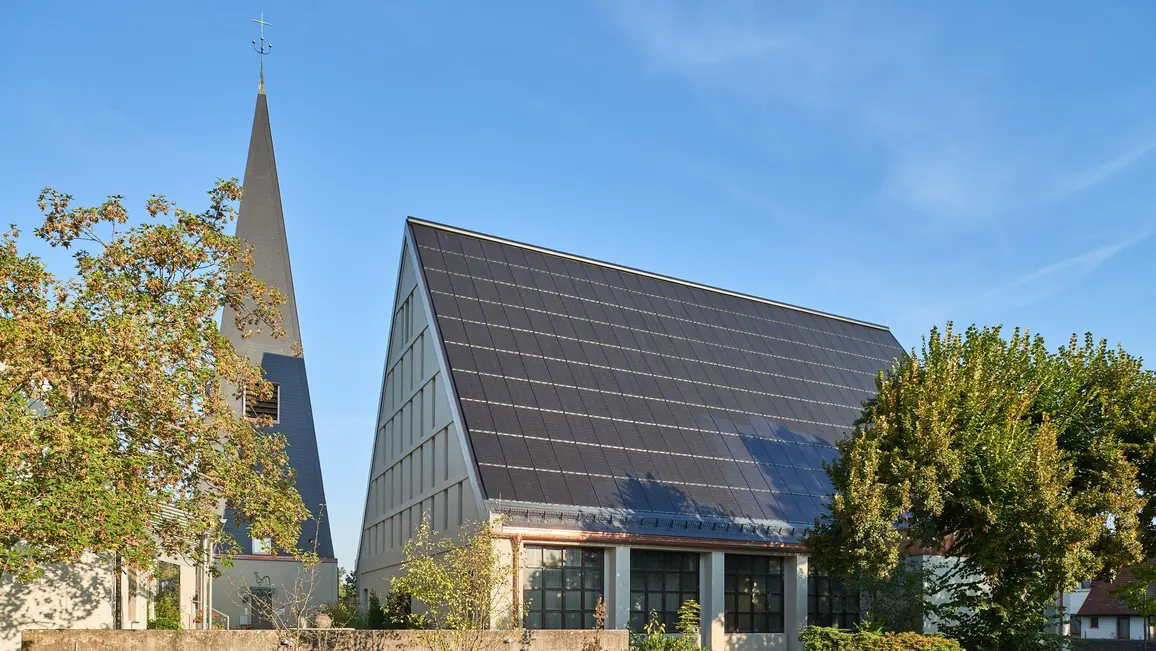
<box><xmin>244</xmin><ymin>384</ymin><xmax>280</xmax><ymax>423</ymax></box>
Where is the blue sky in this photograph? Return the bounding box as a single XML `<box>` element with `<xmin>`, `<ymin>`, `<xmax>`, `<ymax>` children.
<box><xmin>3</xmin><ymin>1</ymin><xmax>1154</xmax><ymax>567</ymax></box>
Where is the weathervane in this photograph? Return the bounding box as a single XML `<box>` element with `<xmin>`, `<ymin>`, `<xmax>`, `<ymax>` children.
<box><xmin>252</xmin><ymin>13</ymin><xmax>272</xmax><ymax>92</ymax></box>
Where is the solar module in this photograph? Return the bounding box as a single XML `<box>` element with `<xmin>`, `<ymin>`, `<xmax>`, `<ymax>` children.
<box><xmin>410</xmin><ymin>221</ymin><xmax>905</xmax><ymax>526</ymax></box>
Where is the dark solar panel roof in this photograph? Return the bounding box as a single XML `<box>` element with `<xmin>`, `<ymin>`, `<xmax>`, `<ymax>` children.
<box><xmin>409</xmin><ymin>219</ymin><xmax>905</xmax><ymax>531</ymax></box>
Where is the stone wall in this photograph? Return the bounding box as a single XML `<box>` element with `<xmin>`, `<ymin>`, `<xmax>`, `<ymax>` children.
<box><xmin>21</xmin><ymin>629</ymin><xmax>629</xmax><ymax>651</ymax></box>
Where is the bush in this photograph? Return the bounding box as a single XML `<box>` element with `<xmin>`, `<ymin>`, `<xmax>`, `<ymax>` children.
<box><xmin>319</xmin><ymin>599</ymin><xmax>363</xmax><ymax>629</ymax></box>
<box><xmin>147</xmin><ymin>616</ymin><xmax>181</xmax><ymax>630</ymax></box>
<box><xmin>630</xmin><ymin>601</ymin><xmax>702</xmax><ymax>651</ymax></box>
<box><xmin>800</xmin><ymin>626</ymin><xmax>962</xmax><ymax>651</ymax></box>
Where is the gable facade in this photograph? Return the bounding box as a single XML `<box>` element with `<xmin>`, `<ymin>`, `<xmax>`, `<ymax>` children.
<box><xmin>358</xmin><ymin>218</ymin><xmax>906</xmax><ymax>649</ymax></box>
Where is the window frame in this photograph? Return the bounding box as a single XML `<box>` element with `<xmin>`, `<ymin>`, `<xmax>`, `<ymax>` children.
<box><xmin>522</xmin><ymin>544</ymin><xmax>605</xmax><ymax>630</ymax></box>
<box><xmin>724</xmin><ymin>553</ymin><xmax>785</xmax><ymax>634</ymax></box>
<box><xmin>243</xmin><ymin>383</ymin><xmax>280</xmax><ymax>424</ymax></box>
<box><xmin>1091</xmin><ymin>616</ymin><xmax>1099</xmax><ymax>628</ymax></box>
<box><xmin>251</xmin><ymin>536</ymin><xmax>274</xmax><ymax>555</ymax></box>
<box><xmin>807</xmin><ymin>566</ymin><xmax>860</xmax><ymax>630</ymax></box>
<box><xmin>629</xmin><ymin>550</ymin><xmax>700</xmax><ymax>631</ymax></box>
<box><xmin>1118</xmin><ymin>615</ymin><xmax>1131</xmax><ymax>639</ymax></box>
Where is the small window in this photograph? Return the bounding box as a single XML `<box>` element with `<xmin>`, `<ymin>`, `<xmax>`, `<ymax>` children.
<box><xmin>1070</xmin><ymin>616</ymin><xmax>1081</xmax><ymax>636</ymax></box>
<box><xmin>1118</xmin><ymin>616</ymin><xmax>1130</xmax><ymax>639</ymax></box>
<box><xmin>251</xmin><ymin>537</ymin><xmax>273</xmax><ymax>555</ymax></box>
<box><xmin>244</xmin><ymin>384</ymin><xmax>280</xmax><ymax>423</ymax></box>
<box><xmin>1091</xmin><ymin>616</ymin><xmax>1099</xmax><ymax>628</ymax></box>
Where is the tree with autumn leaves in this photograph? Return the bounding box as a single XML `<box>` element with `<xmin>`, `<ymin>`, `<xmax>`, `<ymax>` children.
<box><xmin>0</xmin><ymin>180</ymin><xmax>306</xmax><ymax>581</ymax></box>
<box><xmin>806</xmin><ymin>324</ymin><xmax>1156</xmax><ymax>650</ymax></box>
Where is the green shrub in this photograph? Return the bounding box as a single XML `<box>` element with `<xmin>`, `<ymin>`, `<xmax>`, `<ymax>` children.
<box><xmin>147</xmin><ymin>616</ymin><xmax>181</xmax><ymax>630</ymax></box>
<box><xmin>630</xmin><ymin>601</ymin><xmax>702</xmax><ymax>651</ymax></box>
<box><xmin>363</xmin><ymin>590</ymin><xmax>423</xmax><ymax>630</ymax></box>
<box><xmin>148</xmin><ymin>588</ymin><xmax>182</xmax><ymax>630</ymax></box>
<box><xmin>800</xmin><ymin>626</ymin><xmax>962</xmax><ymax>651</ymax></box>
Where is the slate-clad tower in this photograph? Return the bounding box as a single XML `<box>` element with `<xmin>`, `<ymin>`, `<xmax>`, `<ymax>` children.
<box><xmin>213</xmin><ymin>83</ymin><xmax>337</xmax><ymax>629</ymax></box>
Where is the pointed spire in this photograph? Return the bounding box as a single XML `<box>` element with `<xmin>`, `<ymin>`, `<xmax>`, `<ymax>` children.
<box><xmin>221</xmin><ymin>88</ymin><xmax>302</xmax><ymax>360</ymax></box>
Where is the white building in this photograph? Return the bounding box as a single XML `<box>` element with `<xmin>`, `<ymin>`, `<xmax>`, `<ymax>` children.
<box><xmin>356</xmin><ymin>219</ymin><xmax>907</xmax><ymax>648</ymax></box>
<box><xmin>1071</xmin><ymin>569</ymin><xmax>1153</xmax><ymax>640</ymax></box>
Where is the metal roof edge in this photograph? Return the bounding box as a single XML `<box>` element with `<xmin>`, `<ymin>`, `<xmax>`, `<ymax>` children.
<box><xmin>406</xmin><ymin>217</ymin><xmax>893</xmax><ymax>332</ymax></box>
<box><xmin>488</xmin><ymin>498</ymin><xmax>809</xmax><ymax>534</ymax></box>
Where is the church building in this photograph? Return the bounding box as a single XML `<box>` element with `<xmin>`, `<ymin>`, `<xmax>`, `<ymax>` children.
<box><xmin>213</xmin><ymin>74</ymin><xmax>339</xmax><ymax>628</ymax></box>
<box><xmin>356</xmin><ymin>219</ymin><xmax>904</xmax><ymax>648</ymax></box>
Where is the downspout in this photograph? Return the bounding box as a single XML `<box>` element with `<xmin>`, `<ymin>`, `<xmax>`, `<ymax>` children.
<box><xmin>511</xmin><ymin>534</ymin><xmax>523</xmax><ymax>626</ymax></box>
<box><xmin>113</xmin><ymin>553</ymin><xmax>123</xmax><ymax>629</ymax></box>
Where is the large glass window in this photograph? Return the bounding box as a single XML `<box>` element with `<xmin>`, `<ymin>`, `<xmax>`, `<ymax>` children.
<box><xmin>725</xmin><ymin>554</ymin><xmax>784</xmax><ymax>633</ymax></box>
<box><xmin>807</xmin><ymin>567</ymin><xmax>859</xmax><ymax>630</ymax></box>
<box><xmin>630</xmin><ymin>550</ymin><xmax>700</xmax><ymax>630</ymax></box>
<box><xmin>523</xmin><ymin>545</ymin><xmax>604</xmax><ymax>629</ymax></box>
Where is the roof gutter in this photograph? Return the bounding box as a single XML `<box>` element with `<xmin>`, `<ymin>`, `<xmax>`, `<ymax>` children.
<box><xmin>496</xmin><ymin>525</ymin><xmax>807</xmax><ymax>553</ymax></box>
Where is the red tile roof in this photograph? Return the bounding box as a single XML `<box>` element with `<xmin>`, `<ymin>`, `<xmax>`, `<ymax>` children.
<box><xmin>1078</xmin><ymin>566</ymin><xmax>1156</xmax><ymax>616</ymax></box>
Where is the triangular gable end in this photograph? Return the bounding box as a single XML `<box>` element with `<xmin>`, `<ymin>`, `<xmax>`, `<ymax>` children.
<box><xmin>355</xmin><ymin>224</ymin><xmax>488</xmax><ymax>597</ymax></box>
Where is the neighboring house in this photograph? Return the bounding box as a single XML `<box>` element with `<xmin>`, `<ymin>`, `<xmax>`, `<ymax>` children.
<box><xmin>1054</xmin><ymin>579</ymin><xmax>1092</xmax><ymax>637</ymax></box>
<box><xmin>356</xmin><ymin>219</ymin><xmax>907</xmax><ymax>650</ymax></box>
<box><xmin>211</xmin><ymin>75</ymin><xmax>338</xmax><ymax>628</ymax></box>
<box><xmin>2</xmin><ymin>534</ymin><xmax>213</xmax><ymax>651</ymax></box>
<box><xmin>1073</xmin><ymin>568</ymin><xmax>1154</xmax><ymax>640</ymax></box>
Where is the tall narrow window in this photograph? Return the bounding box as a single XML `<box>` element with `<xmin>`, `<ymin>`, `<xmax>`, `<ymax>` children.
<box><xmin>725</xmin><ymin>554</ymin><xmax>784</xmax><ymax>633</ymax></box>
<box><xmin>244</xmin><ymin>384</ymin><xmax>280</xmax><ymax>423</ymax></box>
<box><xmin>523</xmin><ymin>546</ymin><xmax>604</xmax><ymax>629</ymax></box>
<box><xmin>154</xmin><ymin>561</ymin><xmax>181</xmax><ymax>626</ymax></box>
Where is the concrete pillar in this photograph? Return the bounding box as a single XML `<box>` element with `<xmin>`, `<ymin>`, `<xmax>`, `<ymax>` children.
<box><xmin>607</xmin><ymin>546</ymin><xmax>631</xmax><ymax>629</ymax></box>
<box><xmin>701</xmin><ymin>551</ymin><xmax>726</xmax><ymax>650</ymax></box>
<box><xmin>491</xmin><ymin>537</ymin><xmax>516</xmax><ymax>629</ymax></box>
<box><xmin>785</xmin><ymin>555</ymin><xmax>808</xmax><ymax>651</ymax></box>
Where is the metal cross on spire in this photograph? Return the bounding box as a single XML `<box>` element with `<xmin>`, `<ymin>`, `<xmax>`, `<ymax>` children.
<box><xmin>252</xmin><ymin>13</ymin><xmax>273</xmax><ymax>93</ymax></box>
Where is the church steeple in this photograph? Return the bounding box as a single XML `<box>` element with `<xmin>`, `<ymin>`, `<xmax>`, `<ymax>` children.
<box><xmin>223</xmin><ymin>89</ymin><xmax>302</xmax><ymax>359</ymax></box>
<box><xmin>218</xmin><ymin>70</ymin><xmax>335</xmax><ymax>562</ymax></box>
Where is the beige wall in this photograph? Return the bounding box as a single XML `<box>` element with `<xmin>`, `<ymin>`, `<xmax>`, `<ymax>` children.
<box><xmin>1</xmin><ymin>554</ymin><xmax>115</xmax><ymax>651</ymax></box>
<box><xmin>356</xmin><ymin>240</ymin><xmax>486</xmax><ymax>603</ymax></box>
<box><xmin>2</xmin><ymin>552</ymin><xmax>206</xmax><ymax>651</ymax></box>
<box><xmin>211</xmin><ymin>557</ymin><xmax>338</xmax><ymax>629</ymax></box>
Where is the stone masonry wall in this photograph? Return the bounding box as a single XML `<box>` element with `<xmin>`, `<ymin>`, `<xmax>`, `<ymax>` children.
<box><xmin>21</xmin><ymin>629</ymin><xmax>629</xmax><ymax>651</ymax></box>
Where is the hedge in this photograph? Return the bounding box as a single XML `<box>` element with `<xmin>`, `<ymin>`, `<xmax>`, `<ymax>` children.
<box><xmin>800</xmin><ymin>626</ymin><xmax>963</xmax><ymax>651</ymax></box>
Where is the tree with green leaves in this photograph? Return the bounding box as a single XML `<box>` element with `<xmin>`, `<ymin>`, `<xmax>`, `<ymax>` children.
<box><xmin>1111</xmin><ymin>563</ymin><xmax>1156</xmax><ymax>651</ymax></box>
<box><xmin>391</xmin><ymin>516</ymin><xmax>513</xmax><ymax>649</ymax></box>
<box><xmin>806</xmin><ymin>323</ymin><xmax>1156</xmax><ymax>650</ymax></box>
<box><xmin>0</xmin><ymin>180</ymin><xmax>307</xmax><ymax>580</ymax></box>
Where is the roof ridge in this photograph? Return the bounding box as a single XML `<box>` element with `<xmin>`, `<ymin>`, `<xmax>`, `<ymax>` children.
<box><xmin>407</xmin><ymin>216</ymin><xmax>893</xmax><ymax>332</ymax></box>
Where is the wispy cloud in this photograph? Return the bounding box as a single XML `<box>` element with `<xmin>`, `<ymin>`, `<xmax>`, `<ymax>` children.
<box><xmin>977</xmin><ymin>235</ymin><xmax>1146</xmax><ymax>310</ymax></box>
<box><xmin>604</xmin><ymin>1</ymin><xmax>1156</xmax><ymax>226</ymax></box>
<box><xmin>1050</xmin><ymin>135</ymin><xmax>1156</xmax><ymax>199</ymax></box>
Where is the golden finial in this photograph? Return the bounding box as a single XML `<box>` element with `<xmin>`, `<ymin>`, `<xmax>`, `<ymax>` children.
<box><xmin>251</xmin><ymin>13</ymin><xmax>273</xmax><ymax>94</ymax></box>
